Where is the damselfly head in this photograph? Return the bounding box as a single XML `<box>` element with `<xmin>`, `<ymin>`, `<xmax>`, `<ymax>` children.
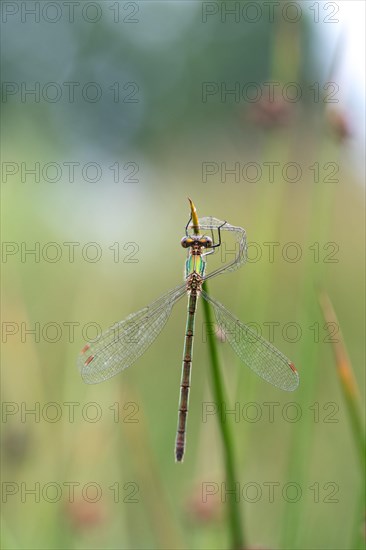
<box><xmin>181</xmin><ymin>235</ymin><xmax>213</xmax><ymax>249</ymax></box>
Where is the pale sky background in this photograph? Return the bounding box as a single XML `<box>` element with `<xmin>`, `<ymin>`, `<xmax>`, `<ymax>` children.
<box><xmin>322</xmin><ymin>0</ymin><xmax>365</xmax><ymax>179</ymax></box>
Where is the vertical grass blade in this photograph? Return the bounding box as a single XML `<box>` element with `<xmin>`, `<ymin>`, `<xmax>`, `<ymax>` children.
<box><xmin>318</xmin><ymin>289</ymin><xmax>365</xmax><ymax>550</ymax></box>
<box><xmin>201</xmin><ymin>281</ymin><xmax>245</xmax><ymax>550</ymax></box>
<box><xmin>317</xmin><ymin>289</ymin><xmax>365</xmax><ymax>469</ymax></box>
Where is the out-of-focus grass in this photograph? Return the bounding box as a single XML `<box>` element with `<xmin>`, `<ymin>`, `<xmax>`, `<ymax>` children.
<box><xmin>2</xmin><ymin>16</ymin><xmax>365</xmax><ymax>544</ymax></box>
<box><xmin>2</xmin><ymin>129</ymin><xmax>364</xmax><ymax>549</ymax></box>
<box><xmin>318</xmin><ymin>289</ymin><xmax>365</xmax><ymax>470</ymax></box>
<box><xmin>318</xmin><ymin>289</ymin><xmax>365</xmax><ymax>550</ymax></box>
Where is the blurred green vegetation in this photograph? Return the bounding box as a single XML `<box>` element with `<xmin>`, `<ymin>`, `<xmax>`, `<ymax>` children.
<box><xmin>1</xmin><ymin>2</ymin><xmax>365</xmax><ymax>550</ymax></box>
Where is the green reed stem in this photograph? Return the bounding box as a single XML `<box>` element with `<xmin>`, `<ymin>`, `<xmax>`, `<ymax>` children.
<box><xmin>202</xmin><ymin>281</ymin><xmax>245</xmax><ymax>550</ymax></box>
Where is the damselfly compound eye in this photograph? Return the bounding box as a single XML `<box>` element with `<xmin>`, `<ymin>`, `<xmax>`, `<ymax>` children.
<box><xmin>181</xmin><ymin>237</ymin><xmax>194</xmax><ymax>248</ymax></box>
<box><xmin>199</xmin><ymin>236</ymin><xmax>213</xmax><ymax>248</ymax></box>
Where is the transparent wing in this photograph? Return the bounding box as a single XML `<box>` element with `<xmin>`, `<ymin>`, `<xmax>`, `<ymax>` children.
<box><xmin>201</xmin><ymin>290</ymin><xmax>299</xmax><ymax>391</ymax></box>
<box><xmin>78</xmin><ymin>283</ymin><xmax>187</xmax><ymax>384</ymax></box>
<box><xmin>192</xmin><ymin>217</ymin><xmax>247</xmax><ymax>280</ymax></box>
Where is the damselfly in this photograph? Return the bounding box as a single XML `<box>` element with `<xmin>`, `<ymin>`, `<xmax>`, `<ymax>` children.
<box><xmin>78</xmin><ymin>199</ymin><xmax>299</xmax><ymax>462</ymax></box>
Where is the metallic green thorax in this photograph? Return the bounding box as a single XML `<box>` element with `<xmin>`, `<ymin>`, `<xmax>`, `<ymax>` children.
<box><xmin>185</xmin><ymin>254</ymin><xmax>206</xmax><ymax>279</ymax></box>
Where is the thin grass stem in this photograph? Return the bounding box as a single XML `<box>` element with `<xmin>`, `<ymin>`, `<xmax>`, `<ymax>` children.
<box><xmin>201</xmin><ymin>281</ymin><xmax>245</xmax><ymax>550</ymax></box>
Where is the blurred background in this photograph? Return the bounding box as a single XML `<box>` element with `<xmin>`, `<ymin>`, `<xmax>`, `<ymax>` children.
<box><xmin>1</xmin><ymin>1</ymin><xmax>365</xmax><ymax>549</ymax></box>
